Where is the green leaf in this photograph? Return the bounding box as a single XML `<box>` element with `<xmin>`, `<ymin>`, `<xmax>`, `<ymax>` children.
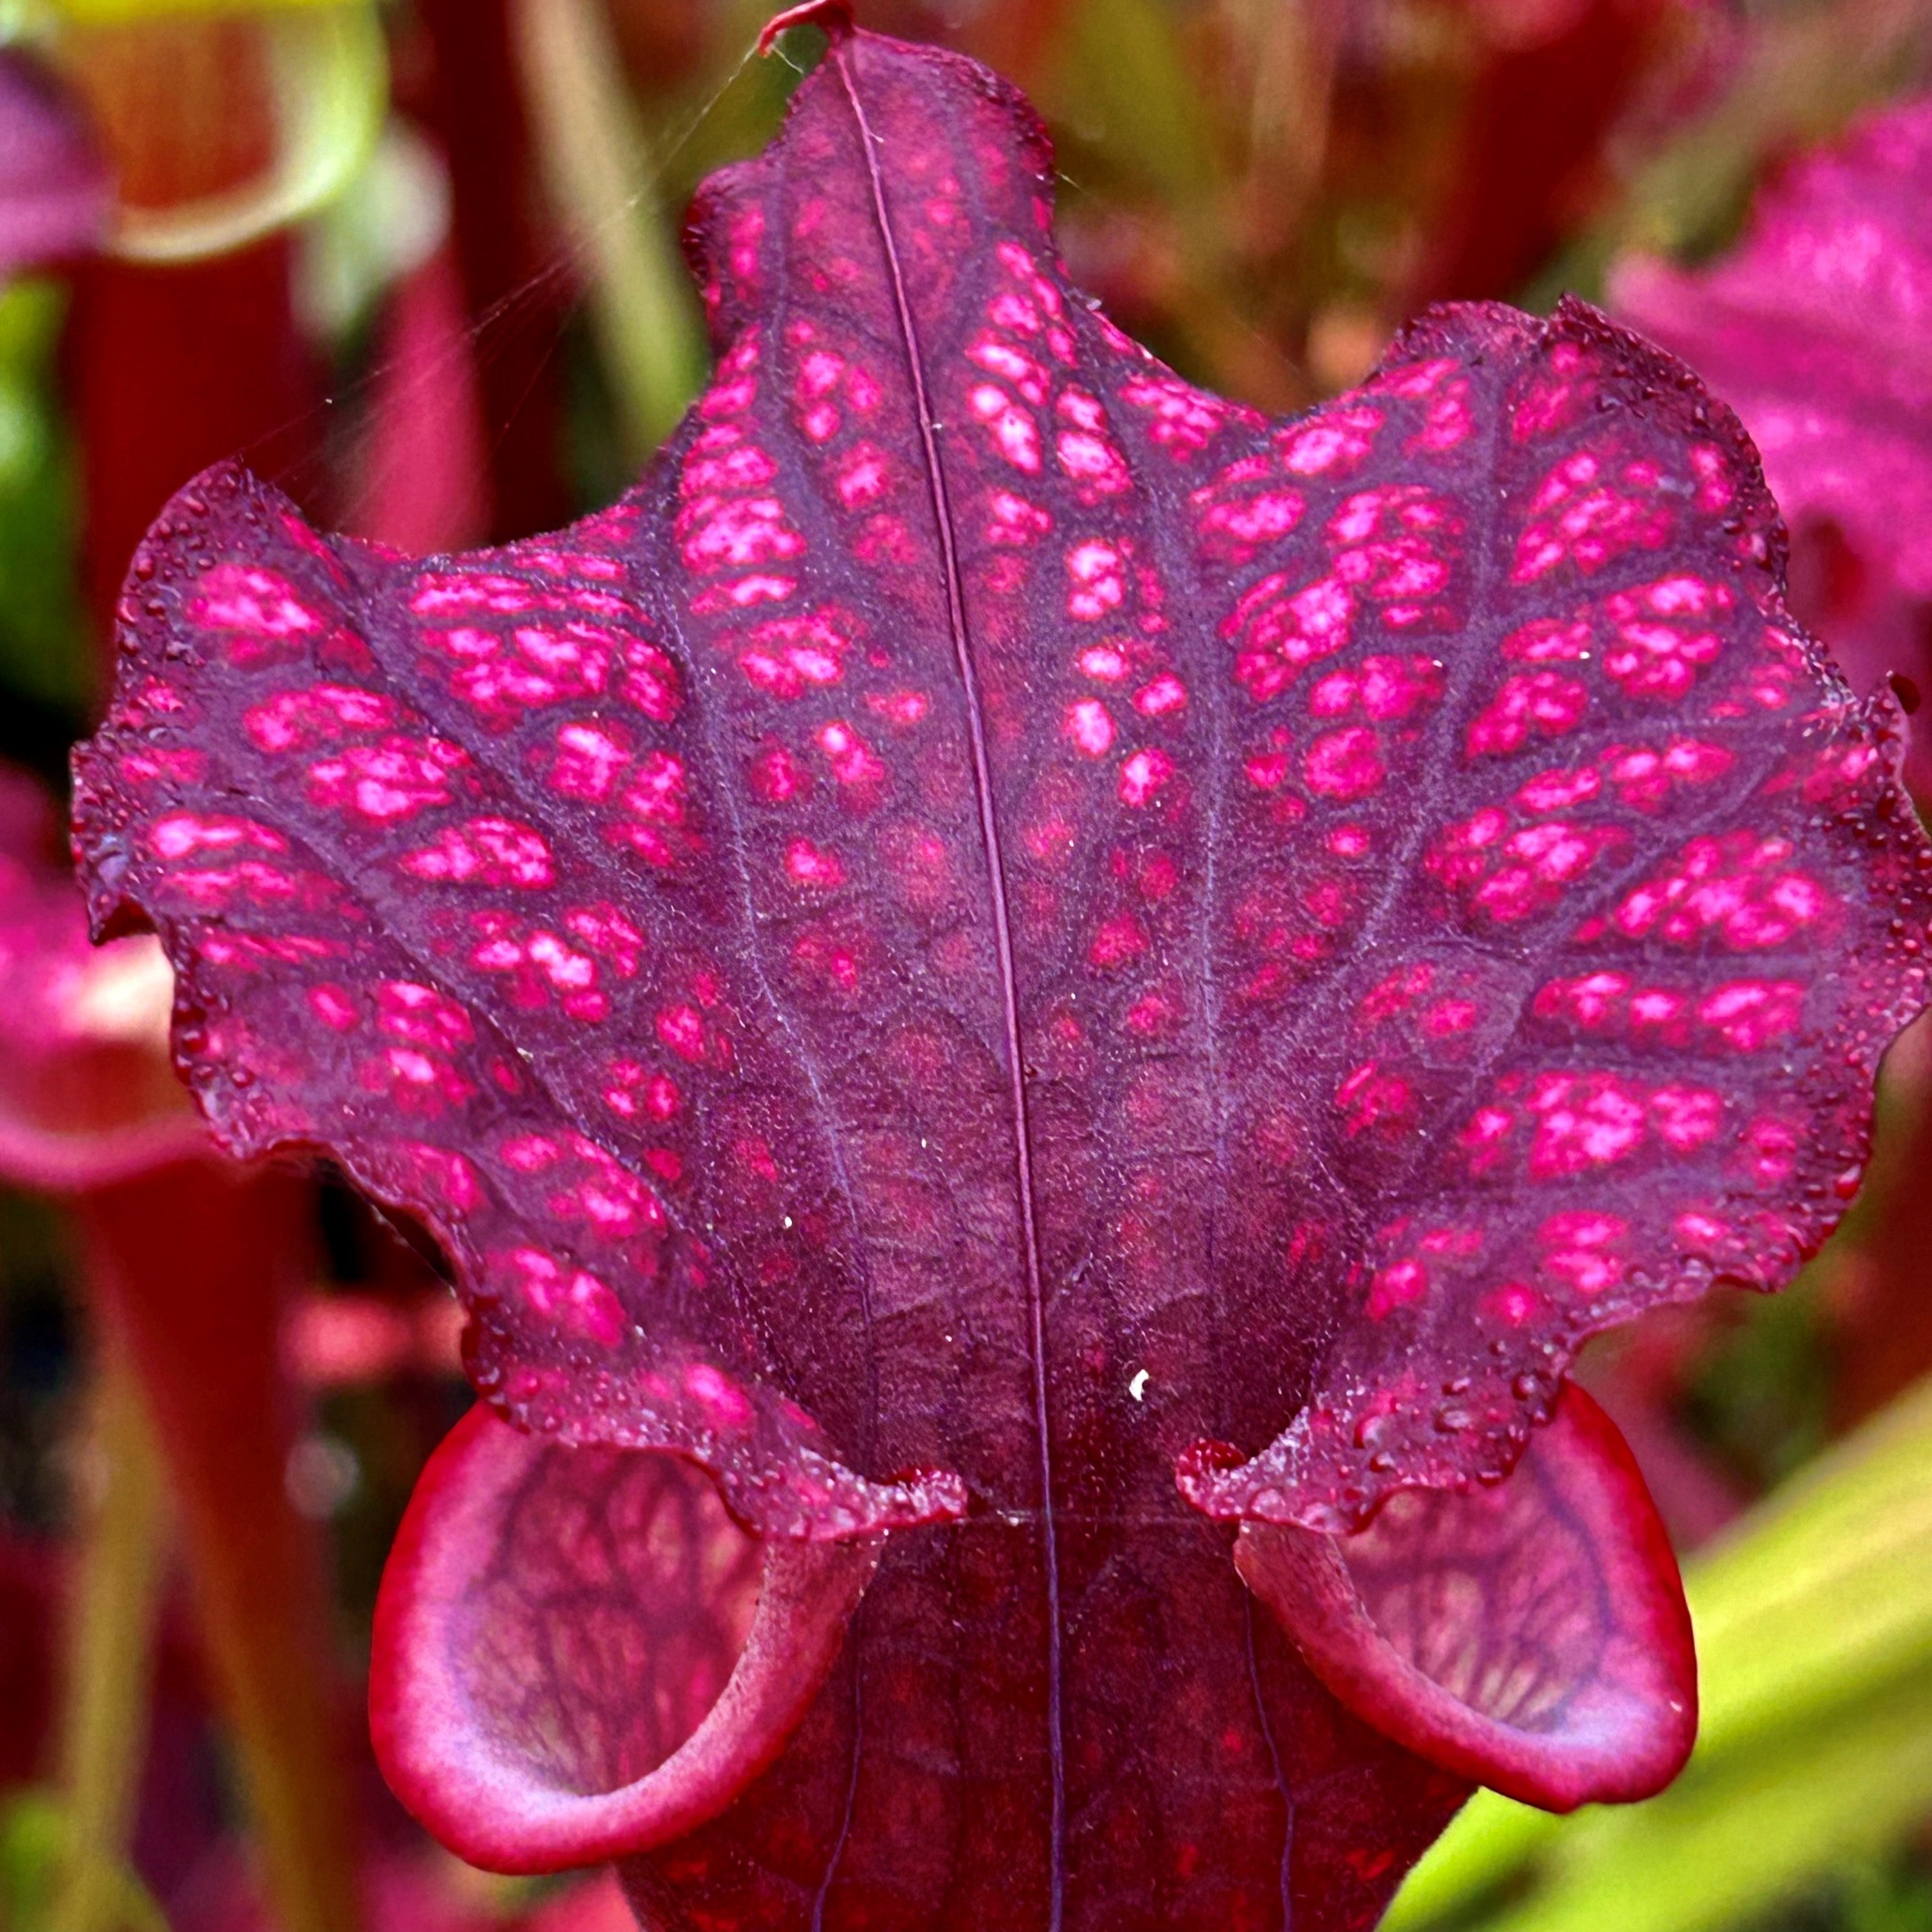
<box><xmin>0</xmin><ymin>281</ymin><xmax>88</xmax><ymax>715</ymax></box>
<box><xmin>1388</xmin><ymin>1374</ymin><xmax>1932</xmax><ymax>1932</ymax></box>
<box><xmin>44</xmin><ymin>0</ymin><xmax>342</xmax><ymax>24</ymax></box>
<box><xmin>0</xmin><ymin>1788</ymin><xmax>170</xmax><ymax>1932</ymax></box>
<box><xmin>1048</xmin><ymin>0</ymin><xmax>1215</xmax><ymax>202</ymax></box>
<box><xmin>512</xmin><ymin>0</ymin><xmax>705</xmax><ymax>461</ymax></box>
<box><xmin>1423</xmin><ymin>1670</ymin><xmax>1932</xmax><ymax>1932</ymax></box>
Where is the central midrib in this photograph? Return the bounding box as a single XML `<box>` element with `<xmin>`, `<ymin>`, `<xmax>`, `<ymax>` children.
<box><xmin>831</xmin><ymin>38</ymin><xmax>1068</xmax><ymax>1930</ymax></box>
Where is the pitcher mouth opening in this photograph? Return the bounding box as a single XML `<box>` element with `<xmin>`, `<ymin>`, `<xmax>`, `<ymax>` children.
<box><xmin>370</xmin><ymin>1404</ymin><xmax>884</xmax><ymax>1873</ymax></box>
<box><xmin>1232</xmin><ymin>1382</ymin><xmax>1696</xmax><ymax>1812</ymax></box>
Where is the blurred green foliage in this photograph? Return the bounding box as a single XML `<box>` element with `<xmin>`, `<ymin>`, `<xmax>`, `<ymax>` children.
<box><xmin>1392</xmin><ymin>1373</ymin><xmax>1932</xmax><ymax>1932</ymax></box>
<box><xmin>0</xmin><ymin>285</ymin><xmax>86</xmax><ymax>719</ymax></box>
<box><xmin>0</xmin><ymin>1790</ymin><xmax>165</xmax><ymax>1932</ymax></box>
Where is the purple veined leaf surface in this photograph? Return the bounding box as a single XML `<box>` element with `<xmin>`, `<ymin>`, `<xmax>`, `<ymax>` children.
<box><xmin>1609</xmin><ymin>93</ymin><xmax>1932</xmax><ymax>797</ymax></box>
<box><xmin>68</xmin><ymin>3</ymin><xmax>1932</xmax><ymax>1925</ymax></box>
<box><xmin>0</xmin><ymin>46</ymin><xmax>111</xmax><ymax>278</ymax></box>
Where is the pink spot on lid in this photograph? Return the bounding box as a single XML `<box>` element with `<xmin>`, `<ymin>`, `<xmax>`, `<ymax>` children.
<box><xmin>1360</xmin><ymin>963</ymin><xmax>1435</xmax><ymax>1023</ymax></box>
<box><xmin>1134</xmin><ymin>674</ymin><xmax>1188</xmax><ymax>717</ymax></box>
<box><xmin>1698</xmin><ymin>979</ymin><xmax>1805</xmax><ymax>1052</ymax></box>
<box><xmin>400</xmin><ymin>817</ymin><xmax>553</xmax><ymax>889</ymax></box>
<box><xmin>308</xmin><ymin>984</ymin><xmax>358</xmax><ymax>1031</ymax></box>
<box><xmin>834</xmin><ymin>442</ymin><xmax>892</xmax><ymax>510</ymax></box>
<box><xmin>1460</xmin><ymin>1105</ymin><xmax>1516</xmax><ymax>1174</ymax></box>
<box><xmin>549</xmin><ymin>723</ymin><xmax>631</xmax><ymax>803</ymax></box>
<box><xmin>1280</xmin><ymin>405</ymin><xmax>1384</xmax><ymax>477</ymax></box>
<box><xmin>1057</xmin><ymin>430</ymin><xmax>1130</xmax><ymax>495</ymax></box>
<box><xmin>563</xmin><ymin>903</ymin><xmax>645</xmax><ymax>977</ymax></box>
<box><xmin>243</xmin><ymin>684</ymin><xmax>397</xmax><ymax>753</ymax></box>
<box><xmin>1078</xmin><ymin>644</ymin><xmax>1130</xmax><ymax>681</ymax></box>
<box><xmin>1525</xmin><ymin>1071</ymin><xmax>1648</xmax><ymax>1179</ymax></box>
<box><xmin>1651</xmin><ymin>1085</ymin><xmax>1724</xmax><ymax>1152</ymax></box>
<box><xmin>737</xmin><ymin>608</ymin><xmax>854</xmax><ymax>699</ymax></box>
<box><xmin>1199</xmin><ymin>488</ymin><xmax>1305</xmax><ymax>559</ymax></box>
<box><xmin>1485</xmin><ymin>1284</ymin><xmax>1541</xmax><ymax>1326</ymax></box>
<box><xmin>1466</xmin><ymin>672</ymin><xmax>1590</xmax><ymax>758</ymax></box>
<box><xmin>816</xmin><ymin>719</ymin><xmax>887</xmax><ymax>790</ymax></box>
<box><xmin>866</xmin><ymin>689</ymin><xmax>929</xmax><ymax>726</ymax></box>
<box><xmin>786</xmin><ymin>839</ymin><xmax>846</xmax><ymax>887</ymax></box>
<box><xmin>969</xmin><ymin>335</ymin><xmax>1048</xmax><ymax>402</ymax></box>
<box><xmin>986</xmin><ymin>489</ymin><xmax>1053</xmax><ymax>546</ymax></box>
<box><xmin>1118</xmin><ymin>747</ymin><xmax>1173</xmax><ymax>806</ymax></box>
<box><xmin>1119</xmin><ymin>372</ymin><xmax>1241</xmax><ymax>457</ymax></box>
<box><xmin>150</xmin><ymin>813</ymin><xmax>288</xmax><ymax>860</ymax></box>
<box><xmin>1515</xmin><ymin>765</ymin><xmax>1601</xmax><ymax>813</ymax></box>
<box><xmin>1367</xmin><ymin>1259</ymin><xmax>1427</xmax><ymax>1320</ymax></box>
<box><xmin>1223</xmin><ymin>572</ymin><xmax>1355</xmax><ymax>702</ymax></box>
<box><xmin>656</xmin><ymin>1004</ymin><xmax>707</xmax><ymax>1062</ymax></box>
<box><xmin>969</xmin><ymin>383</ymin><xmax>1043</xmax><ymax>473</ymax></box>
<box><xmin>190</xmin><ymin>565</ymin><xmax>323</xmax><ymax>641</ymax></box>
<box><xmin>1088</xmin><ymin>912</ymin><xmax>1147</xmax><ymax>968</ymax></box>
<box><xmin>1303</xmin><ymin>727</ymin><xmax>1385</xmax><ymax>801</ymax></box>
<box><xmin>1337</xmin><ymin>1061</ymin><xmax>1416</xmax><ymax>1135</ymax></box>
<box><xmin>1065</xmin><ymin>699</ymin><xmax>1116</xmax><ymax>758</ymax></box>
<box><xmin>502</xmin><ymin>1134</ymin><xmax>562</xmax><ymax>1174</ymax></box>
<box><xmin>748</xmin><ymin>740</ymin><xmax>808</xmax><ymax>804</ymax></box>
<box><xmin>1065</xmin><ymin>540</ymin><xmax>1126</xmax><ymax>622</ymax></box>
<box><xmin>685</xmin><ymin>1362</ymin><xmax>754</xmax><ymax>1430</ymax></box>
<box><xmin>376</xmin><ymin>981</ymin><xmax>474</xmax><ymax>1051</ymax></box>
<box><xmin>305</xmin><ymin>736</ymin><xmax>468</xmax><ymax>824</ymax></box>
<box><xmin>1614</xmin><ymin>833</ymin><xmax>1835</xmax><ymax>949</ymax></box>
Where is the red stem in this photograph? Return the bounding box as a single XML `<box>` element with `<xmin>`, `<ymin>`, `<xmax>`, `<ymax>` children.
<box><xmin>68</xmin><ymin>238</ymin><xmax>317</xmax><ymax>655</ymax></box>
<box><xmin>414</xmin><ymin>0</ymin><xmax>573</xmax><ymax>542</ymax></box>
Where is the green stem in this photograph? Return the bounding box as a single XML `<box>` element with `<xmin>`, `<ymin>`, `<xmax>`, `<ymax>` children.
<box><xmin>513</xmin><ymin>0</ymin><xmax>705</xmax><ymax>459</ymax></box>
<box><xmin>49</xmin><ymin>1335</ymin><xmax>168</xmax><ymax>1932</ymax></box>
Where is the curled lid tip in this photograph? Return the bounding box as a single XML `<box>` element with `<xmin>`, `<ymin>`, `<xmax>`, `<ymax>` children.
<box><xmin>758</xmin><ymin>1</ymin><xmax>854</xmax><ymax>58</ymax></box>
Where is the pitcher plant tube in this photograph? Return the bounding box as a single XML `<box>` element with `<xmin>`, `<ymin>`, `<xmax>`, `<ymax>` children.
<box><xmin>68</xmin><ymin>7</ymin><xmax>1932</xmax><ymax>1928</ymax></box>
